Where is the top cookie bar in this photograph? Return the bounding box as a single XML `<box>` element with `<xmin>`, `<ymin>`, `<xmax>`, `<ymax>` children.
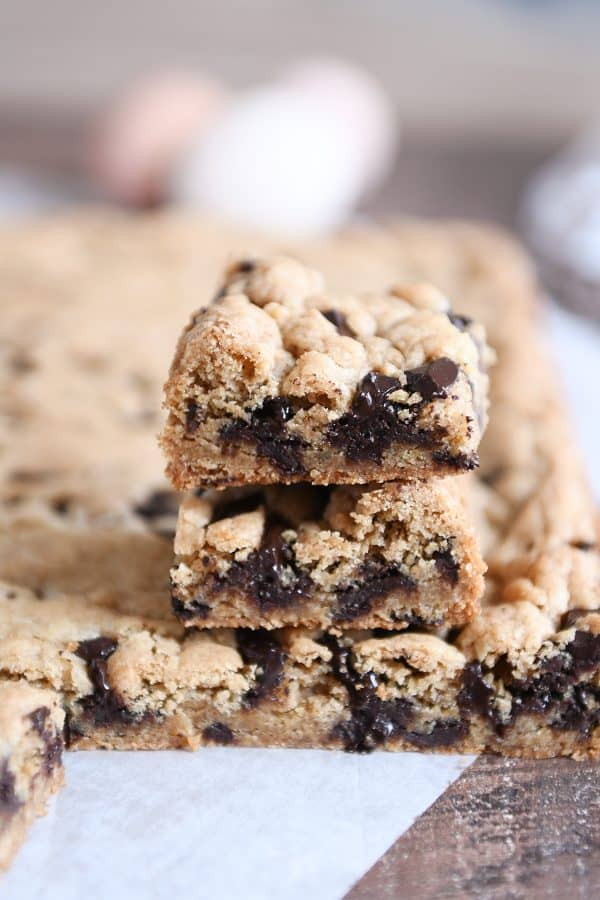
<box><xmin>161</xmin><ymin>257</ymin><xmax>492</xmax><ymax>488</ymax></box>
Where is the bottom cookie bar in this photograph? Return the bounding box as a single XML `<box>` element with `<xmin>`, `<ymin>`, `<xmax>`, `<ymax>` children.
<box><xmin>1</xmin><ymin>570</ymin><xmax>599</xmax><ymax>759</ymax></box>
<box><xmin>0</xmin><ymin>683</ymin><xmax>65</xmax><ymax>871</ymax></box>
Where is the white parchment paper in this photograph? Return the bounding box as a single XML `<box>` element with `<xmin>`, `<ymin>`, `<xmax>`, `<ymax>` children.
<box><xmin>4</xmin><ymin>750</ymin><xmax>473</xmax><ymax>900</ymax></box>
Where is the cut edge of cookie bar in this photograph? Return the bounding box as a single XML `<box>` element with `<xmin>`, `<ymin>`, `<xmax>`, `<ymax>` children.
<box><xmin>161</xmin><ymin>256</ymin><xmax>492</xmax><ymax>488</ymax></box>
<box><xmin>170</xmin><ymin>478</ymin><xmax>485</xmax><ymax>631</ymax></box>
<box><xmin>0</xmin><ymin>682</ymin><xmax>65</xmax><ymax>872</ymax></box>
<box><xmin>1</xmin><ymin>548</ymin><xmax>599</xmax><ymax>759</ymax></box>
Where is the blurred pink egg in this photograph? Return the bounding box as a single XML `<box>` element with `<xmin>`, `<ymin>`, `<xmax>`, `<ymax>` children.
<box><xmin>89</xmin><ymin>71</ymin><xmax>227</xmax><ymax>207</ymax></box>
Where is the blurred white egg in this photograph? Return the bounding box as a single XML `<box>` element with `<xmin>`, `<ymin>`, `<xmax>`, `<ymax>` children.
<box><xmin>171</xmin><ymin>59</ymin><xmax>398</xmax><ymax>236</ymax></box>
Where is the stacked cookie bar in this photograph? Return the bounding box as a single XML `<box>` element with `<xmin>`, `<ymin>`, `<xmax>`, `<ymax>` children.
<box><xmin>2</xmin><ymin>215</ymin><xmax>600</xmax><ymax>870</ymax></box>
<box><xmin>161</xmin><ymin>257</ymin><xmax>489</xmax><ymax>669</ymax></box>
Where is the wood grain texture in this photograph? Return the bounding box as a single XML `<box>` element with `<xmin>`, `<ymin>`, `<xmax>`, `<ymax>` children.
<box><xmin>345</xmin><ymin>756</ymin><xmax>600</xmax><ymax>899</ymax></box>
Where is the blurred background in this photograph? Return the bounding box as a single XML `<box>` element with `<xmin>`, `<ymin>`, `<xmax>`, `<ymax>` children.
<box><xmin>1</xmin><ymin>0</ymin><xmax>600</xmax><ymax>321</ymax></box>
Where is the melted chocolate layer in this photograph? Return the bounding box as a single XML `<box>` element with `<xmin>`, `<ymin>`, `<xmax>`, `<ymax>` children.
<box><xmin>0</xmin><ymin>760</ymin><xmax>20</xmax><ymax>813</ymax></box>
<box><xmin>326</xmin><ymin>367</ymin><xmax>459</xmax><ymax>465</ymax></box>
<box><xmin>29</xmin><ymin>706</ymin><xmax>63</xmax><ymax>777</ymax></box>
<box><xmin>221</xmin><ymin>397</ymin><xmax>307</xmax><ymax>476</ymax></box>
<box><xmin>76</xmin><ymin>637</ymin><xmax>133</xmax><ymax>728</ymax></box>
<box><xmin>237</xmin><ymin>630</ymin><xmax>287</xmax><ymax>708</ymax></box>
<box><xmin>459</xmin><ymin>630</ymin><xmax>600</xmax><ymax>737</ymax></box>
<box><xmin>212</xmin><ymin>517</ymin><xmax>312</xmax><ymax>611</ymax></box>
<box><xmin>203</xmin><ymin>722</ymin><xmax>235</xmax><ymax>745</ymax></box>
<box><xmin>334</xmin><ymin>560</ymin><xmax>416</xmax><ymax>623</ymax></box>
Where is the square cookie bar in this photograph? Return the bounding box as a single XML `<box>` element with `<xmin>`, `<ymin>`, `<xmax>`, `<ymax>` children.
<box><xmin>161</xmin><ymin>257</ymin><xmax>492</xmax><ymax>488</ymax></box>
<box><xmin>0</xmin><ymin>682</ymin><xmax>65</xmax><ymax>871</ymax></box>
<box><xmin>170</xmin><ymin>479</ymin><xmax>485</xmax><ymax>630</ymax></box>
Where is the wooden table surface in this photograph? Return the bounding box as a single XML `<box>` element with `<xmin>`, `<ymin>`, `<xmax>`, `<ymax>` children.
<box><xmin>0</xmin><ymin>109</ymin><xmax>598</xmax><ymax>898</ymax></box>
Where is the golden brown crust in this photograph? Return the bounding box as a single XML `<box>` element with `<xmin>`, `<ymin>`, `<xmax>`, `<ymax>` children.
<box><xmin>161</xmin><ymin>256</ymin><xmax>491</xmax><ymax>488</ymax></box>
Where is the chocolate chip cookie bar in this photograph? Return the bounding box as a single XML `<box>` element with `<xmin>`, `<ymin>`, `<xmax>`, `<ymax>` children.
<box><xmin>1</xmin><ymin>213</ymin><xmax>599</xmax><ymax>760</ymax></box>
<box><xmin>161</xmin><ymin>257</ymin><xmax>492</xmax><ymax>488</ymax></box>
<box><xmin>0</xmin><ymin>553</ymin><xmax>598</xmax><ymax>758</ymax></box>
<box><xmin>0</xmin><ymin>682</ymin><xmax>64</xmax><ymax>871</ymax></box>
<box><xmin>170</xmin><ymin>480</ymin><xmax>485</xmax><ymax>630</ymax></box>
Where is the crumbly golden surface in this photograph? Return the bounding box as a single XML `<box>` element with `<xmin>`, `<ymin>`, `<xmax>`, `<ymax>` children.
<box><xmin>0</xmin><ymin>212</ymin><xmax>598</xmax><ymax>759</ymax></box>
<box><xmin>170</xmin><ymin>479</ymin><xmax>485</xmax><ymax>630</ymax></box>
<box><xmin>161</xmin><ymin>257</ymin><xmax>492</xmax><ymax>487</ymax></box>
<box><xmin>0</xmin><ymin>683</ymin><xmax>65</xmax><ymax>871</ymax></box>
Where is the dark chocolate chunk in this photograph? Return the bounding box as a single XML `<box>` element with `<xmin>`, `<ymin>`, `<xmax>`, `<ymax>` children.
<box><xmin>405</xmin><ymin>358</ymin><xmax>459</xmax><ymax>401</ymax></box>
<box><xmin>458</xmin><ymin>662</ymin><xmax>502</xmax><ymax>731</ymax></box>
<box><xmin>171</xmin><ymin>591</ymin><xmax>210</xmax><ymax>620</ymax></box>
<box><xmin>185</xmin><ymin>399</ymin><xmax>200</xmax><ymax>434</ymax></box>
<box><xmin>212</xmin><ymin>515</ymin><xmax>312</xmax><ymax>612</ymax></box>
<box><xmin>433</xmin><ymin>548</ymin><xmax>460</xmax><ymax>585</ymax></box>
<box><xmin>50</xmin><ymin>496</ymin><xmax>71</xmax><ymax>516</ymax></box>
<box><xmin>321</xmin><ymin>309</ymin><xmax>355</xmax><ymax>337</ymax></box>
<box><xmin>76</xmin><ymin>637</ymin><xmax>132</xmax><ymax>726</ymax></box>
<box><xmin>447</xmin><ymin>313</ymin><xmax>473</xmax><ymax>331</ymax></box>
<box><xmin>560</xmin><ymin>608</ymin><xmax>598</xmax><ymax>630</ymax></box>
<box><xmin>334</xmin><ymin>559</ymin><xmax>416</xmax><ymax>623</ymax></box>
<box><xmin>203</xmin><ymin>722</ymin><xmax>235</xmax><ymax>745</ymax></box>
<box><xmin>220</xmin><ymin>397</ymin><xmax>307</xmax><ymax>476</ymax></box>
<box><xmin>237</xmin><ymin>630</ymin><xmax>287</xmax><ymax>708</ymax></box>
<box><xmin>327</xmin><ymin>371</ymin><xmax>441</xmax><ymax>465</ymax></box>
<box><xmin>233</xmin><ymin>259</ymin><xmax>256</xmax><ymax>274</ymax></box>
<box><xmin>349</xmin><ymin>372</ymin><xmax>404</xmax><ymax>417</ymax></box>
<box><xmin>460</xmin><ymin>630</ymin><xmax>600</xmax><ymax>738</ymax></box>
<box><xmin>571</xmin><ymin>540</ymin><xmax>596</xmax><ymax>552</ymax></box>
<box><xmin>28</xmin><ymin>706</ymin><xmax>63</xmax><ymax>777</ymax></box>
<box><xmin>403</xmin><ymin>719</ymin><xmax>468</xmax><ymax>748</ymax></box>
<box><xmin>0</xmin><ymin>760</ymin><xmax>20</xmax><ymax>813</ymax></box>
<box><xmin>431</xmin><ymin>450</ymin><xmax>478</xmax><ymax>471</ymax></box>
<box><xmin>325</xmin><ymin>636</ymin><xmax>418</xmax><ymax>753</ymax></box>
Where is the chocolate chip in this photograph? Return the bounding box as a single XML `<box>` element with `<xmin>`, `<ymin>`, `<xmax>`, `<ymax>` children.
<box><xmin>203</xmin><ymin>722</ymin><xmax>235</xmax><ymax>745</ymax></box>
<box><xmin>405</xmin><ymin>358</ymin><xmax>459</xmax><ymax>401</ymax></box>
<box><xmin>327</xmin><ymin>367</ymin><xmax>466</xmax><ymax>466</ymax></box>
<box><xmin>560</xmin><ymin>608</ymin><xmax>597</xmax><ymax>629</ymax></box>
<box><xmin>185</xmin><ymin>399</ymin><xmax>200</xmax><ymax>434</ymax></box>
<box><xmin>571</xmin><ymin>541</ymin><xmax>596</xmax><ymax>552</ymax></box>
<box><xmin>76</xmin><ymin>637</ymin><xmax>132</xmax><ymax>726</ymax></box>
<box><xmin>233</xmin><ymin>259</ymin><xmax>256</xmax><ymax>274</ymax></box>
<box><xmin>325</xmin><ymin>635</ymin><xmax>409</xmax><ymax>752</ymax></box>
<box><xmin>237</xmin><ymin>630</ymin><xmax>287</xmax><ymax>707</ymax></box>
<box><xmin>459</xmin><ymin>630</ymin><xmax>600</xmax><ymax>738</ymax></box>
<box><xmin>403</xmin><ymin>719</ymin><xmax>468</xmax><ymax>748</ymax></box>
<box><xmin>432</xmin><ymin>449</ymin><xmax>478</xmax><ymax>471</ymax></box>
<box><xmin>327</xmin><ymin>372</ymin><xmax>430</xmax><ymax>464</ymax></box>
<box><xmin>50</xmin><ymin>496</ymin><xmax>71</xmax><ymax>516</ymax></box>
<box><xmin>458</xmin><ymin>662</ymin><xmax>502</xmax><ymax>731</ymax></box>
<box><xmin>0</xmin><ymin>760</ymin><xmax>20</xmax><ymax>813</ymax></box>
<box><xmin>28</xmin><ymin>706</ymin><xmax>63</xmax><ymax>777</ymax></box>
<box><xmin>220</xmin><ymin>397</ymin><xmax>307</xmax><ymax>476</ymax></box>
<box><xmin>433</xmin><ymin>548</ymin><xmax>459</xmax><ymax>585</ymax></box>
<box><xmin>350</xmin><ymin>372</ymin><xmax>404</xmax><ymax>418</ymax></box>
<box><xmin>171</xmin><ymin>592</ymin><xmax>210</xmax><ymax>620</ymax></box>
<box><xmin>211</xmin><ymin>515</ymin><xmax>312</xmax><ymax>611</ymax></box>
<box><xmin>321</xmin><ymin>309</ymin><xmax>355</xmax><ymax>337</ymax></box>
<box><xmin>334</xmin><ymin>559</ymin><xmax>416</xmax><ymax>623</ymax></box>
